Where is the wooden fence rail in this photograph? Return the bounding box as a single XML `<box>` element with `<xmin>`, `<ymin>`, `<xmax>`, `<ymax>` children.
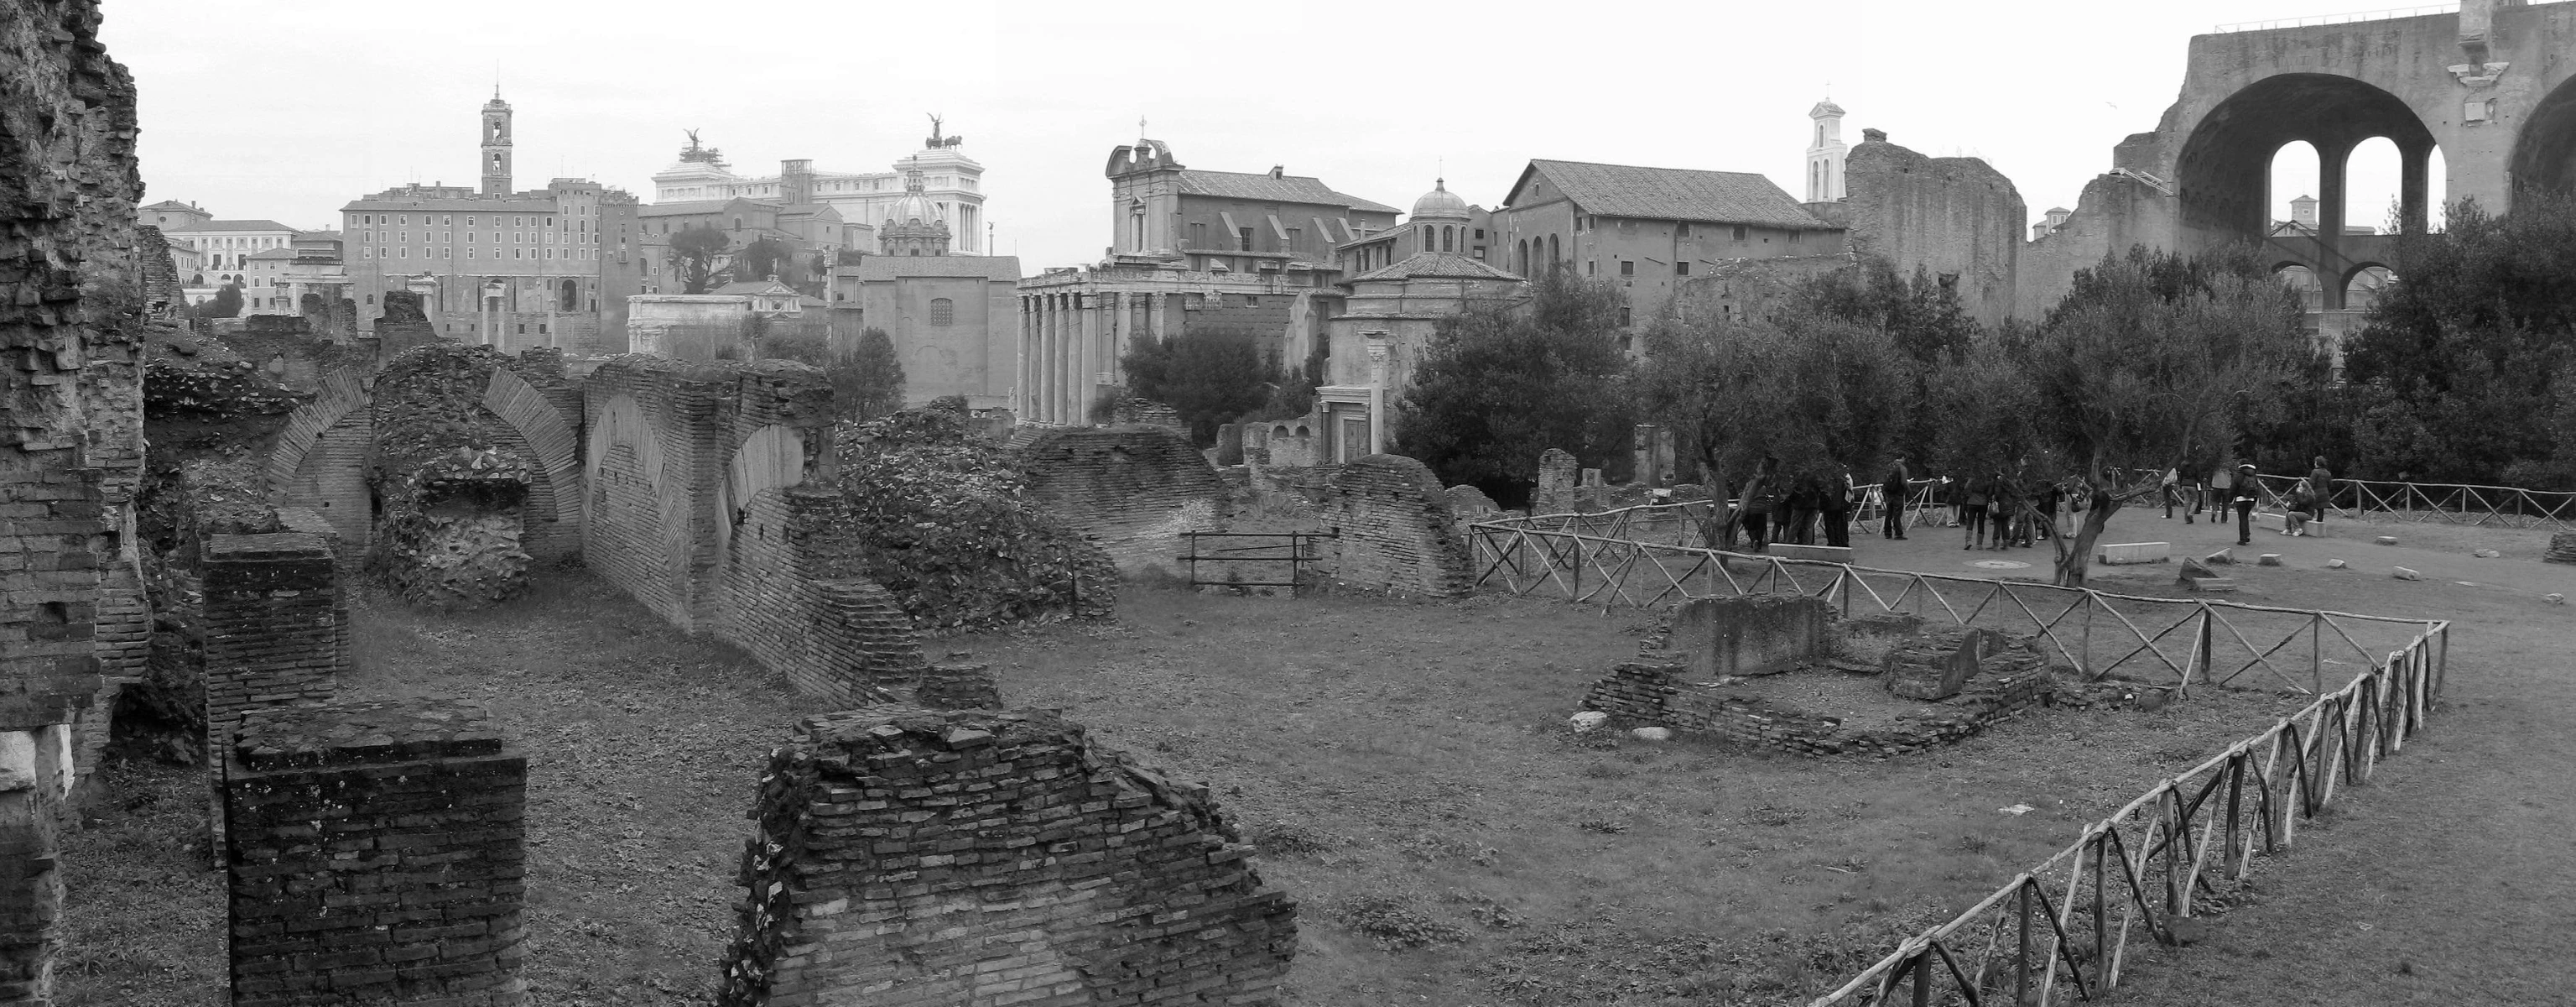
<box><xmin>1467</xmin><ymin>523</ymin><xmax>2436</xmax><ymax>694</ymax></box>
<box><xmin>2251</xmin><ymin>473</ymin><xmax>2576</xmax><ymax>530</ymax></box>
<box><xmin>1461</xmin><ymin>515</ymin><xmax>2452</xmax><ymax>1006</ymax></box>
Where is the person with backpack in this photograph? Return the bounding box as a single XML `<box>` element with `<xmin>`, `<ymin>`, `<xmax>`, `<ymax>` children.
<box><xmin>2307</xmin><ymin>456</ymin><xmax>2334</xmax><ymax>526</ymax></box>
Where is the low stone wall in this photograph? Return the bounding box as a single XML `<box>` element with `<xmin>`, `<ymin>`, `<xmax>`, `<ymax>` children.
<box><xmin>2547</xmin><ymin>531</ymin><xmax>2576</xmax><ymax>565</ymax></box>
<box><xmin>1012</xmin><ymin>425</ymin><xmax>1230</xmax><ymax>577</ymax></box>
<box><xmin>719</xmin><ymin>705</ymin><xmax>1296</xmax><ymax>1006</ymax></box>
<box><xmin>223</xmin><ymin>698</ymin><xmax>527</xmax><ymax>1005</ymax></box>
<box><xmin>1580</xmin><ymin>660</ymin><xmax>2054</xmax><ymax>757</ymax></box>
<box><xmin>1319</xmin><ymin>454</ymin><xmax>1473</xmax><ymax>597</ymax></box>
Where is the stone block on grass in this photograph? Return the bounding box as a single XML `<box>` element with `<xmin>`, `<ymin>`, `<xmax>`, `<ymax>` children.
<box><xmin>1668</xmin><ymin>594</ymin><xmax>1829</xmax><ymax>679</ymax></box>
<box><xmin>2376</xmin><ymin>535</ymin><xmax>2400</xmax><ymax>546</ymax></box>
<box><xmin>2392</xmin><ymin>566</ymin><xmax>2422</xmax><ymax>581</ymax></box>
<box><xmin>2204</xmin><ymin>548</ymin><xmax>2235</xmax><ymax>566</ymax></box>
<box><xmin>2257</xmin><ymin>554</ymin><xmax>2283</xmax><ymax>566</ymax></box>
<box><xmin>2183</xmin><ymin>577</ymin><xmax>2239</xmax><ymax>593</ymax></box>
<box><xmin>2546</xmin><ymin>532</ymin><xmax>2576</xmax><ymax>565</ymax></box>
<box><xmin>2097</xmin><ymin>541</ymin><xmax>2171</xmax><ymax>565</ymax></box>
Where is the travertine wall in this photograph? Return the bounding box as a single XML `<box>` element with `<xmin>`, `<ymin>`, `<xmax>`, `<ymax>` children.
<box><xmin>224</xmin><ymin>698</ymin><xmax>528</xmax><ymax>1005</ymax></box>
<box><xmin>1666</xmin><ymin>595</ymin><xmax>1829</xmax><ymax>679</ymax></box>
<box><xmin>1013</xmin><ymin>425</ymin><xmax>1229</xmax><ymax>576</ymax></box>
<box><xmin>1319</xmin><ymin>455</ymin><xmax>1472</xmax><ymax>597</ymax></box>
<box><xmin>719</xmin><ymin>706</ymin><xmax>1296</xmax><ymax>1006</ymax></box>
<box><xmin>1841</xmin><ymin>138</ymin><xmax>2026</xmax><ymax>327</ymax></box>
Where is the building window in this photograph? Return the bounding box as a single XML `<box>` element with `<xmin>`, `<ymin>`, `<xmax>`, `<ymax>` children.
<box><xmin>929</xmin><ymin>298</ymin><xmax>955</xmax><ymax>326</ymax></box>
<box><xmin>1238</xmin><ymin>227</ymin><xmax>1254</xmax><ymax>251</ymax></box>
<box><xmin>1677</xmin><ymin>222</ymin><xmax>1692</xmax><ymax>237</ymax></box>
<box><xmin>1620</xmin><ymin>307</ymin><xmax>1632</xmax><ymax>326</ymax></box>
<box><xmin>1189</xmin><ymin>222</ymin><xmax>1205</xmax><ymax>248</ymax></box>
<box><xmin>1587</xmin><ymin>260</ymin><xmax>1596</xmax><ymax>275</ymax></box>
<box><xmin>1619</xmin><ymin>260</ymin><xmax>1634</xmax><ymax>276</ymax></box>
<box><xmin>1732</xmin><ymin>226</ymin><xmax>1749</xmax><ymax>241</ymax></box>
<box><xmin>1788</xmin><ymin>231</ymin><xmax>1802</xmax><ymax>245</ymax></box>
<box><xmin>1676</xmin><ymin>261</ymin><xmax>1690</xmax><ymax>276</ymax></box>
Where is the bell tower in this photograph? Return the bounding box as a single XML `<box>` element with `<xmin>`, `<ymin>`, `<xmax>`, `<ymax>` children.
<box><xmin>481</xmin><ymin>88</ymin><xmax>513</xmax><ymax>196</ymax></box>
<box><xmin>1806</xmin><ymin>98</ymin><xmax>1848</xmax><ymax>202</ymax></box>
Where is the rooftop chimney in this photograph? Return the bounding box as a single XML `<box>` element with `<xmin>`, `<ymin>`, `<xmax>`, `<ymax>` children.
<box><xmin>1268</xmin><ymin>164</ymin><xmax>1284</xmax><ymax>179</ymax></box>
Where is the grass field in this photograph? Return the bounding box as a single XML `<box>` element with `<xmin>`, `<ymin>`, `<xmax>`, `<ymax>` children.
<box><xmin>52</xmin><ymin>507</ymin><xmax>2575</xmax><ymax>1005</ymax></box>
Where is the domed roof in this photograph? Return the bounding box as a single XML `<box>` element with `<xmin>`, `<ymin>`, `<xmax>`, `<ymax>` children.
<box><xmin>888</xmin><ymin>164</ymin><xmax>940</xmax><ymax>227</ymax></box>
<box><xmin>1409</xmin><ymin>178</ymin><xmax>1471</xmax><ymax>222</ymax></box>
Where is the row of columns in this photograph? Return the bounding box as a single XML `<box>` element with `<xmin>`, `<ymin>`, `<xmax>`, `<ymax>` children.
<box><xmin>1017</xmin><ymin>290</ymin><xmax>1168</xmax><ymax>425</ymax></box>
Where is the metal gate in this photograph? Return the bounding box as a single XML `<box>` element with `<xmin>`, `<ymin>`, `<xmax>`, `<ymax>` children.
<box><xmin>1180</xmin><ymin>531</ymin><xmax>1335</xmax><ymax>596</ymax></box>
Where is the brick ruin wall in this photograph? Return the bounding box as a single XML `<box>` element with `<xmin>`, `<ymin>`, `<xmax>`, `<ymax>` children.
<box><xmin>1318</xmin><ymin>455</ymin><xmax>1474</xmax><ymax>597</ymax></box>
<box><xmin>2013</xmin><ymin>171</ymin><xmax>2178</xmax><ymax>321</ymax></box>
<box><xmin>200</xmin><ymin>532</ymin><xmax>348</xmax><ymax>844</ymax></box>
<box><xmin>1013</xmin><ymin>425</ymin><xmax>1231</xmax><ymax>577</ymax></box>
<box><xmin>2</xmin><ymin>679</ymin><xmax>96</xmax><ymax>1002</ymax></box>
<box><xmin>224</xmin><ymin>698</ymin><xmax>527</xmax><ymax>1005</ymax></box>
<box><xmin>719</xmin><ymin>706</ymin><xmax>1296</xmax><ymax>1007</ymax></box>
<box><xmin>1842</xmin><ymin>138</ymin><xmax>2027</xmax><ymax>328</ymax></box>
<box><xmin>584</xmin><ymin>357</ymin><xmax>933</xmax><ymax>702</ymax></box>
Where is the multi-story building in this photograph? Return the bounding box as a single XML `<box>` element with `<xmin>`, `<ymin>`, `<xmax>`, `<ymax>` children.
<box><xmin>635</xmin><ymin>192</ymin><xmax>863</xmax><ymax>295</ymax></box>
<box><xmin>160</xmin><ymin>217</ymin><xmax>300</xmax><ymax>287</ymax></box>
<box><xmin>650</xmin><ymin>120</ymin><xmax>989</xmax><ymax>254</ymax></box>
<box><xmin>339</xmin><ymin>90</ymin><xmax>646</xmax><ymax>351</ymax></box>
<box><xmin>1015</xmin><ymin>136</ymin><xmax>1398</xmax><ymax>426</ymax></box>
<box><xmin>1488</xmin><ymin>159</ymin><xmax>1844</xmax><ymax>343</ymax></box>
<box><xmin>1314</xmin><ymin>179</ymin><xmax>1527</xmax><ymax>462</ymax></box>
<box><xmin>829</xmin><ymin>166</ymin><xmax>1022</xmax><ymax>409</ymax></box>
<box><xmin>138</xmin><ymin>199</ymin><xmax>211</xmax><ymax>230</ymax></box>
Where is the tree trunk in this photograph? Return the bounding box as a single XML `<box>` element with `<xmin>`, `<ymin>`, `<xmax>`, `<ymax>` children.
<box><xmin>2056</xmin><ymin>493</ymin><xmax>2118</xmax><ymax>588</ymax></box>
<box><xmin>1698</xmin><ymin>456</ymin><xmax>1735</xmax><ymax>550</ymax></box>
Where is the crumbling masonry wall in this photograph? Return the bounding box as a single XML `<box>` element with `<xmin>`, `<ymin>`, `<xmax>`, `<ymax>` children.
<box><xmin>2</xmin><ymin>0</ymin><xmax>146</xmax><ymax>812</ymax></box>
<box><xmin>719</xmin><ymin>706</ymin><xmax>1296</xmax><ymax>1006</ymax></box>
<box><xmin>1319</xmin><ymin>454</ymin><xmax>1473</xmax><ymax>597</ymax></box>
<box><xmin>1012</xmin><ymin>425</ymin><xmax>1230</xmax><ymax>576</ymax></box>
<box><xmin>1842</xmin><ymin>137</ymin><xmax>2027</xmax><ymax>327</ymax></box>
<box><xmin>719</xmin><ymin>485</ymin><xmax>926</xmax><ymax>705</ymax></box>
<box><xmin>1</xmin><ymin>678</ymin><xmax>96</xmax><ymax>1004</ymax></box>
<box><xmin>224</xmin><ymin>698</ymin><xmax>527</xmax><ymax>1005</ymax></box>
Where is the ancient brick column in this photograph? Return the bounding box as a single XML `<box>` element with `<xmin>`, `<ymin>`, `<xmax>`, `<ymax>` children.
<box><xmin>720</xmin><ymin>706</ymin><xmax>1296</xmax><ymax>1006</ymax></box>
<box><xmin>224</xmin><ymin>699</ymin><xmax>527</xmax><ymax>1005</ymax></box>
<box><xmin>0</xmin><ymin>677</ymin><xmax>97</xmax><ymax>1006</ymax></box>
<box><xmin>200</xmin><ymin>532</ymin><xmax>346</xmax><ymax>847</ymax></box>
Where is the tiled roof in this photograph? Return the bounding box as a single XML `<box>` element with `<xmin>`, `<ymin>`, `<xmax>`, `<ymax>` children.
<box><xmin>1176</xmin><ymin>170</ymin><xmax>1399</xmax><ymax>214</ymax></box>
<box><xmin>141</xmin><ymin>200</ymin><xmax>197</xmax><ymax>211</ymax></box>
<box><xmin>1350</xmin><ymin>252</ymin><xmax>1523</xmax><ymax>284</ymax></box>
<box><xmin>844</xmin><ymin>255</ymin><xmax>1023</xmax><ymax>281</ymax></box>
<box><xmin>163</xmin><ymin>219</ymin><xmax>299</xmax><ymax>232</ymax></box>
<box><xmin>643</xmin><ymin>198</ymin><xmax>782</xmax><ymax>216</ymax></box>
<box><xmin>1511</xmin><ymin>160</ymin><xmax>1829</xmax><ymax>230</ymax></box>
<box><xmin>709</xmin><ymin>279</ymin><xmax>797</xmax><ymax>296</ymax></box>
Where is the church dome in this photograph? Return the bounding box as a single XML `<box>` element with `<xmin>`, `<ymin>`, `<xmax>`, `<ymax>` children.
<box><xmin>1409</xmin><ymin>178</ymin><xmax>1470</xmax><ymax>222</ymax></box>
<box><xmin>891</xmin><ymin>190</ymin><xmax>937</xmax><ymax>227</ymax></box>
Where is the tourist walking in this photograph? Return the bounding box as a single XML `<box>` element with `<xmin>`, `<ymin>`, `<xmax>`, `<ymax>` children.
<box><xmin>1741</xmin><ymin>463</ymin><xmax>1779</xmax><ymax>553</ymax></box>
<box><xmin>1960</xmin><ymin>472</ymin><xmax>1990</xmax><ymax>550</ymax></box>
<box><xmin>2209</xmin><ymin>462</ymin><xmax>2234</xmax><ymax>529</ymax></box>
<box><xmin>2232</xmin><ymin>463</ymin><xmax>2259</xmax><ymax>545</ymax></box>
<box><xmin>2160</xmin><ymin>467</ymin><xmax>2180</xmax><ymax>519</ymax></box>
<box><xmin>1783</xmin><ymin>475</ymin><xmax>1820</xmax><ymax>546</ymax></box>
<box><xmin>1881</xmin><ymin>457</ymin><xmax>1910</xmax><ymax>540</ymax></box>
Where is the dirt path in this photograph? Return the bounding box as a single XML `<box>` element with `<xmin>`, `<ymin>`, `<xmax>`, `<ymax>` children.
<box><xmin>1837</xmin><ymin>508</ymin><xmax>2576</xmax><ymax>1004</ymax></box>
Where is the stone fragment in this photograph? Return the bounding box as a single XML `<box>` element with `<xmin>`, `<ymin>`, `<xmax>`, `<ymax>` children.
<box><xmin>2183</xmin><ymin>577</ymin><xmax>2238</xmax><ymax>593</ymax></box>
<box><xmin>2327</xmin><ymin>559</ymin><xmax>2348</xmax><ymax>569</ymax></box>
<box><xmin>2203</xmin><ymin>548</ymin><xmax>2235</xmax><ymax>565</ymax></box>
<box><xmin>1569</xmin><ymin>711</ymin><xmax>1609</xmax><ymax>732</ymax></box>
<box><xmin>2547</xmin><ymin>593</ymin><xmax>2566</xmax><ymax>605</ymax></box>
<box><xmin>2096</xmin><ymin>541</ymin><xmax>2172</xmax><ymax>565</ymax></box>
<box><xmin>2376</xmin><ymin>535</ymin><xmax>2400</xmax><ymax>546</ymax></box>
<box><xmin>2257</xmin><ymin>554</ymin><xmax>2283</xmax><ymax>566</ymax></box>
<box><xmin>2473</xmin><ymin>549</ymin><xmax>2501</xmax><ymax>558</ymax></box>
<box><xmin>2392</xmin><ymin>566</ymin><xmax>2422</xmax><ymax>581</ymax></box>
<box><xmin>2177</xmin><ymin>557</ymin><xmax>2217</xmax><ymax>583</ymax></box>
<box><xmin>2546</xmin><ymin>532</ymin><xmax>2576</xmax><ymax>565</ymax></box>
<box><xmin>1631</xmin><ymin>727</ymin><xmax>1673</xmax><ymax>742</ymax></box>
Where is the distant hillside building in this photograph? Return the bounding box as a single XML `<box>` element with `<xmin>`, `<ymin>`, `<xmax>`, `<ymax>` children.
<box><xmin>830</xmin><ymin>166</ymin><xmax>1022</xmax><ymax>409</ymax></box>
<box><xmin>650</xmin><ymin>119</ymin><xmax>988</xmax><ymax>254</ymax></box>
<box><xmin>339</xmin><ymin>89</ymin><xmax>646</xmax><ymax>352</ymax></box>
<box><xmin>1014</xmin><ymin>135</ymin><xmax>1399</xmax><ymax>426</ymax></box>
<box><xmin>160</xmin><ymin>217</ymin><xmax>300</xmax><ymax>286</ymax></box>
<box><xmin>1489</xmin><ymin>159</ymin><xmax>1844</xmax><ymax>342</ymax></box>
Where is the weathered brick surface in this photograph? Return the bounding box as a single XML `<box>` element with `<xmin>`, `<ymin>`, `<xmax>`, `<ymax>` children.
<box><xmin>2547</xmin><ymin>531</ymin><xmax>2576</xmax><ymax>565</ymax></box>
<box><xmin>1883</xmin><ymin>626</ymin><xmax>2006</xmax><ymax>701</ymax></box>
<box><xmin>719</xmin><ymin>486</ymin><xmax>924</xmax><ymax>705</ymax></box>
<box><xmin>913</xmin><ymin>663</ymin><xmax>1001</xmax><ymax>709</ymax></box>
<box><xmin>3</xmin><ymin>0</ymin><xmax>144</xmax><ymax>832</ymax></box>
<box><xmin>202</xmin><ymin>532</ymin><xmax>346</xmax><ymax>845</ymax></box>
<box><xmin>582</xmin><ymin>356</ymin><xmax>833</xmax><ymax>634</ymax></box>
<box><xmin>720</xmin><ymin>706</ymin><xmax>1295</xmax><ymax>1007</ymax></box>
<box><xmin>225</xmin><ymin>698</ymin><xmax>527</xmax><ymax>1006</ymax></box>
<box><xmin>1318</xmin><ymin>454</ymin><xmax>1472</xmax><ymax>597</ymax></box>
<box><xmin>1012</xmin><ymin>425</ymin><xmax>1229</xmax><ymax>576</ymax></box>
<box><xmin>1667</xmin><ymin>594</ymin><xmax>1829</xmax><ymax>679</ymax></box>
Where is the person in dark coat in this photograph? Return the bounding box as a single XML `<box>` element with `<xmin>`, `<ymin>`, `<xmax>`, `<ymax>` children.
<box><xmin>1822</xmin><ymin>467</ymin><xmax>1854</xmax><ymax>548</ymax></box>
<box><xmin>2307</xmin><ymin>456</ymin><xmax>2333</xmax><ymax>525</ymax></box>
<box><xmin>1881</xmin><ymin>457</ymin><xmax>1911</xmax><ymax>540</ymax></box>
<box><xmin>2232</xmin><ymin>463</ymin><xmax>2260</xmax><ymax>545</ymax></box>
<box><xmin>1782</xmin><ymin>475</ymin><xmax>1819</xmax><ymax>546</ymax></box>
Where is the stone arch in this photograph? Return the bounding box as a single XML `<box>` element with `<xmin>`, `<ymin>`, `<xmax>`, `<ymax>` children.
<box><xmin>2272</xmin><ymin>263</ymin><xmax>2323</xmax><ymax>311</ymax></box>
<box><xmin>268</xmin><ymin>369</ymin><xmax>374</xmax><ymax>561</ymax></box>
<box><xmin>2512</xmin><ymin>71</ymin><xmax>2576</xmax><ymax>196</ymax></box>
<box><xmin>2173</xmin><ymin>72</ymin><xmax>2437</xmax><ymax>247</ymax></box>
<box><xmin>584</xmin><ymin>393</ymin><xmax>687</xmax><ymax>622</ymax></box>
<box><xmin>265</xmin><ymin>368</ymin><xmax>368</xmax><ymax>496</ymax></box>
<box><xmin>715</xmin><ymin>424</ymin><xmax>806</xmax><ymax>557</ymax></box>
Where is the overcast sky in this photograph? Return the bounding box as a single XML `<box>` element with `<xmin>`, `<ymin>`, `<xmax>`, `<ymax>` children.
<box><xmin>103</xmin><ymin>0</ymin><xmax>2441</xmax><ymax>268</ymax></box>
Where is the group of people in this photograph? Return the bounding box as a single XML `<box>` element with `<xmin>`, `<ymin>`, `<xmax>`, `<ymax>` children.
<box><xmin>2162</xmin><ymin>456</ymin><xmax>2335</xmax><ymax>545</ymax></box>
<box><xmin>1736</xmin><ymin>466</ymin><xmax>1859</xmax><ymax>550</ymax></box>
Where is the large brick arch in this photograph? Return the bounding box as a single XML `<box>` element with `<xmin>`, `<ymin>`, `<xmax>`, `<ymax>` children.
<box><xmin>265</xmin><ymin>368</ymin><xmax>368</xmax><ymax>496</ymax></box>
<box><xmin>584</xmin><ymin>392</ymin><xmax>688</xmax><ymax>624</ymax></box>
<box><xmin>715</xmin><ymin>424</ymin><xmax>804</xmax><ymax>557</ymax></box>
<box><xmin>266</xmin><ymin>369</ymin><xmax>374</xmax><ymax>559</ymax></box>
<box><xmin>482</xmin><ymin>366</ymin><xmax>584</xmax><ymax>561</ymax></box>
